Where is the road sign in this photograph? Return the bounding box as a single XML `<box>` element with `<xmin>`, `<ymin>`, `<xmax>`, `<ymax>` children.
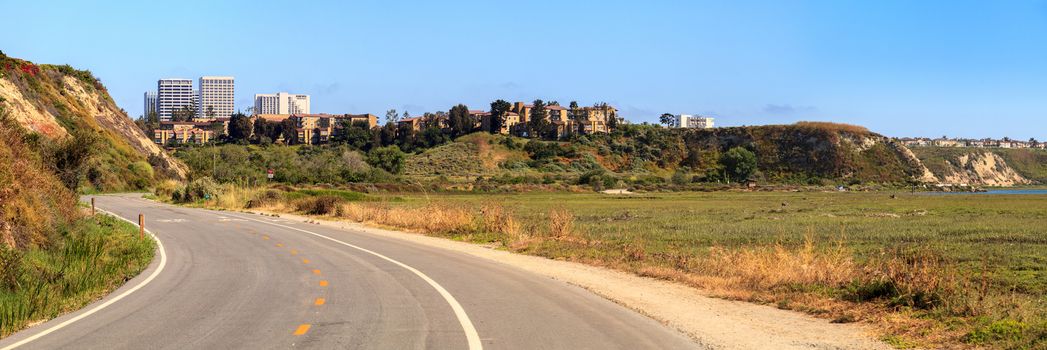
<box><xmin>267</xmin><ymin>168</ymin><xmax>274</xmax><ymax>179</ymax></box>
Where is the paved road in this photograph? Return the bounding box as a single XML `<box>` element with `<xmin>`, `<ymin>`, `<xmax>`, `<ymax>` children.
<box><xmin>1</xmin><ymin>194</ymin><xmax>698</xmax><ymax>349</ymax></box>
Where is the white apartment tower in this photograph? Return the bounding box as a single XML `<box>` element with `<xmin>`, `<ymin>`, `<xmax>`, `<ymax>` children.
<box><xmin>675</xmin><ymin>114</ymin><xmax>715</xmax><ymax>129</ymax></box>
<box><xmin>197</xmin><ymin>76</ymin><xmax>235</xmax><ymax>118</ymax></box>
<box><xmin>254</xmin><ymin>92</ymin><xmax>311</xmax><ymax>115</ymax></box>
<box><xmin>156</xmin><ymin>79</ymin><xmax>194</xmax><ymax>121</ymax></box>
<box><xmin>143</xmin><ymin>91</ymin><xmax>157</xmax><ymax>118</ymax></box>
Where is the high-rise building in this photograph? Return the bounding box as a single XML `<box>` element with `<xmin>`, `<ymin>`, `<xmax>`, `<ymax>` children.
<box><xmin>254</xmin><ymin>92</ymin><xmax>311</xmax><ymax>115</ymax></box>
<box><xmin>143</xmin><ymin>91</ymin><xmax>157</xmax><ymax>118</ymax></box>
<box><xmin>197</xmin><ymin>76</ymin><xmax>235</xmax><ymax>118</ymax></box>
<box><xmin>156</xmin><ymin>79</ymin><xmax>194</xmax><ymax>121</ymax></box>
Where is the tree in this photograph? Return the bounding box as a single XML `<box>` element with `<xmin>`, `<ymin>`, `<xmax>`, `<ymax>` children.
<box><xmin>333</xmin><ymin>119</ymin><xmax>373</xmax><ymax>150</ymax></box>
<box><xmin>528</xmin><ymin>99</ymin><xmax>549</xmax><ymax>138</ymax></box>
<box><xmin>279</xmin><ymin>118</ymin><xmax>298</xmax><ymax>144</ymax></box>
<box><xmin>659</xmin><ymin>113</ymin><xmax>676</xmax><ymax>128</ymax></box>
<box><xmin>172</xmin><ymin>106</ymin><xmax>195</xmax><ymax>122</ymax></box>
<box><xmin>569</xmin><ymin>101</ymin><xmax>585</xmax><ymax>134</ymax></box>
<box><xmin>253</xmin><ymin>118</ymin><xmax>275</xmax><ymax>144</ymax></box>
<box><xmin>402</xmin><ymin>111</ymin><xmax>411</xmax><ymax>120</ymax></box>
<box><xmin>228</xmin><ymin>113</ymin><xmax>252</xmax><ymax>143</ymax></box>
<box><xmin>385</xmin><ymin>109</ymin><xmax>399</xmax><ymax>124</ymax></box>
<box><xmin>376</xmin><ymin>122</ymin><xmax>397</xmax><ymax>146</ymax></box>
<box><xmin>396</xmin><ymin>122</ymin><xmax>417</xmax><ymax>151</ymax></box>
<box><xmin>206</xmin><ymin>106</ymin><xmax>216</xmax><ymax>119</ymax></box>
<box><xmin>489</xmin><ymin>99</ymin><xmax>511</xmax><ymax>134</ymax></box>
<box><xmin>721</xmin><ymin>146</ymin><xmax>757</xmax><ymax>183</ymax></box>
<box><xmin>447</xmin><ymin>104</ymin><xmax>473</xmax><ymax>137</ymax></box>
<box><xmin>135</xmin><ymin>110</ymin><xmax>160</xmax><ymax>135</ymax></box>
<box><xmin>607</xmin><ymin>113</ymin><xmax>619</xmax><ymax>130</ymax></box>
<box><xmin>418</xmin><ymin>126</ymin><xmax>449</xmax><ymax>148</ymax></box>
<box><xmin>366</xmin><ymin>145</ymin><xmax>406</xmax><ymax>174</ymax></box>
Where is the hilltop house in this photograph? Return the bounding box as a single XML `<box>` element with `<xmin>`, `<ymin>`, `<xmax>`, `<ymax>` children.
<box><xmin>294</xmin><ymin>113</ymin><xmax>379</xmax><ymax>145</ymax></box>
<box><xmin>154</xmin><ymin>120</ymin><xmax>225</xmax><ymax>145</ymax></box>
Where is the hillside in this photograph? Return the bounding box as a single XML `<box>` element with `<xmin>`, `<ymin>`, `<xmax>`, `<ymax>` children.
<box><xmin>911</xmin><ymin>147</ymin><xmax>1043</xmax><ymax>186</ymax></box>
<box><xmin>0</xmin><ymin>53</ymin><xmax>186</xmax><ymax>190</ymax></box>
<box><xmin>0</xmin><ymin>53</ymin><xmax>187</xmax><ymax>248</ymax></box>
<box><xmin>405</xmin><ymin>123</ymin><xmax>931</xmax><ymax>186</ymax></box>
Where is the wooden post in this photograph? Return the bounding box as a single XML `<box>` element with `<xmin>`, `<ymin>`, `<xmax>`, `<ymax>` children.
<box><xmin>91</xmin><ymin>198</ymin><xmax>96</xmax><ymax>215</ymax></box>
<box><xmin>138</xmin><ymin>214</ymin><xmax>144</xmax><ymax>239</ymax></box>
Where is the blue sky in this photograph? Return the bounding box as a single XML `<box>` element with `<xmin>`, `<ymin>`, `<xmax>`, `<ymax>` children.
<box><xmin>2</xmin><ymin>0</ymin><xmax>1046</xmax><ymax>139</ymax></box>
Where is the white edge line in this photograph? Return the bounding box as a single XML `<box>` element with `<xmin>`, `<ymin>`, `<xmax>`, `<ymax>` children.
<box><xmin>222</xmin><ymin>212</ymin><xmax>483</xmax><ymax>350</ymax></box>
<box><xmin>1</xmin><ymin>208</ymin><xmax>168</xmax><ymax>350</ymax></box>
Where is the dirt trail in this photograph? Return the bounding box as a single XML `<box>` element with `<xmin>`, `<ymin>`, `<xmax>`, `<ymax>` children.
<box><xmin>256</xmin><ymin>210</ymin><xmax>889</xmax><ymax>350</ymax></box>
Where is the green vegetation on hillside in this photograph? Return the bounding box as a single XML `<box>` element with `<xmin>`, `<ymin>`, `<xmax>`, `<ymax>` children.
<box><xmin>0</xmin><ymin>56</ymin><xmax>159</xmax><ymax>338</ymax></box>
<box><xmin>173</xmin><ymin>144</ymin><xmax>396</xmax><ymax>185</ymax></box>
<box><xmin>1</xmin><ymin>55</ymin><xmax>162</xmax><ymax>192</ymax></box>
<box><xmin>0</xmin><ymin>214</ymin><xmax>154</xmax><ymax>338</ymax></box>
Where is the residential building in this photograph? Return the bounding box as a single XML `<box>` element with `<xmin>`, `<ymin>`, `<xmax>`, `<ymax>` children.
<box><xmin>480</xmin><ymin>112</ymin><xmax>521</xmax><ymax>134</ymax></box>
<box><xmin>342</xmin><ymin>113</ymin><xmax>378</xmax><ymax>129</ymax></box>
<box><xmin>197</xmin><ymin>76</ymin><xmax>235</xmax><ymax>118</ymax></box>
<box><xmin>153</xmin><ymin>120</ymin><xmax>223</xmax><ymax>145</ymax></box>
<box><xmin>143</xmin><ymin>92</ymin><xmax>157</xmax><ymax>118</ymax></box>
<box><xmin>675</xmin><ymin>114</ymin><xmax>714</xmax><ymax>129</ymax></box>
<box><xmin>254</xmin><ymin>92</ymin><xmax>310</xmax><ymax>115</ymax></box>
<box><xmin>291</xmin><ymin>113</ymin><xmax>379</xmax><ymax>145</ymax></box>
<box><xmin>156</xmin><ymin>78</ymin><xmax>194</xmax><ymax>121</ymax></box>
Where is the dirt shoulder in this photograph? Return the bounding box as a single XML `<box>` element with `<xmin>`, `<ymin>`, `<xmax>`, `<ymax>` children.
<box><xmin>251</xmin><ymin>210</ymin><xmax>889</xmax><ymax>350</ymax></box>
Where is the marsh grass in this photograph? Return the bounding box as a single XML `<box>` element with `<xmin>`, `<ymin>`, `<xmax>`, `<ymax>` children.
<box><xmin>0</xmin><ymin>214</ymin><xmax>155</xmax><ymax>338</ymax></box>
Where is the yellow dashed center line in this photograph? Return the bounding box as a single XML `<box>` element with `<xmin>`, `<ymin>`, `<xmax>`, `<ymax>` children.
<box><xmin>275</xmin><ymin>243</ymin><xmax>284</xmax><ymax>247</ymax></box>
<box><xmin>319</xmin><ymin>280</ymin><xmax>328</xmax><ymax>287</ymax></box>
<box><xmin>293</xmin><ymin>324</ymin><xmax>311</xmax><ymax>335</ymax></box>
<box><xmin>312</xmin><ymin>269</ymin><xmax>321</xmax><ymax>275</ymax></box>
<box><xmin>290</xmin><ymin>249</ymin><xmax>298</xmax><ymax>255</ymax></box>
<box><xmin>314</xmin><ymin>298</ymin><xmax>325</xmax><ymax>306</ymax></box>
<box><xmin>302</xmin><ymin>259</ymin><xmax>310</xmax><ymax>264</ymax></box>
<box><xmin>262</xmin><ymin>236</ymin><xmax>270</xmax><ymax>240</ymax></box>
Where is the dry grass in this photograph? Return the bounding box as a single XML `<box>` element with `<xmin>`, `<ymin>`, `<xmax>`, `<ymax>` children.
<box><xmin>795</xmin><ymin>121</ymin><xmax>871</xmax><ymax>135</ymax></box>
<box><xmin>187</xmin><ymin>188</ymin><xmax>1046</xmax><ymax>349</ymax></box>
<box><xmin>547</xmin><ymin>208</ymin><xmax>575</xmax><ymax>239</ymax></box>
<box><xmin>697</xmin><ymin>236</ymin><xmax>857</xmax><ymax>291</ymax></box>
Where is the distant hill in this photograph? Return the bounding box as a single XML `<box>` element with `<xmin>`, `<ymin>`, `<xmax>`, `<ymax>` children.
<box><xmin>405</xmin><ymin>122</ymin><xmax>936</xmax><ymax>186</ymax></box>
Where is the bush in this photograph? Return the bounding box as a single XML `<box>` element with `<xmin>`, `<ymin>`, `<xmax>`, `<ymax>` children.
<box><xmin>127</xmin><ymin>161</ymin><xmax>154</xmax><ymax>189</ymax></box>
<box><xmin>178</xmin><ymin>177</ymin><xmax>219</xmax><ymax>202</ymax></box>
<box><xmin>246</xmin><ymin>189</ymin><xmax>283</xmax><ymax>208</ymax></box>
<box><xmin>367</xmin><ymin>146</ymin><xmax>406</xmax><ymax>174</ymax></box>
<box><xmin>295</xmin><ymin>195</ymin><xmax>345</xmax><ymax>215</ymax></box>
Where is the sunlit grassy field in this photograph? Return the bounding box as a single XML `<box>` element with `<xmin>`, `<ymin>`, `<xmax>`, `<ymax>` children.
<box><xmin>399</xmin><ymin>191</ymin><xmax>1046</xmax><ymax>294</ymax></box>
<box><xmin>373</xmin><ymin>190</ymin><xmax>1047</xmax><ymax>347</ymax></box>
<box><xmin>199</xmin><ymin>186</ymin><xmax>1046</xmax><ymax>348</ymax></box>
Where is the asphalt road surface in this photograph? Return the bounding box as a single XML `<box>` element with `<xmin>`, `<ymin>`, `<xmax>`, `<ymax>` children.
<box><xmin>0</xmin><ymin>194</ymin><xmax>698</xmax><ymax>349</ymax></box>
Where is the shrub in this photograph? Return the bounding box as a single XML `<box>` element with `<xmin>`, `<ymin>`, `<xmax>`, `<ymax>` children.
<box><xmin>721</xmin><ymin>146</ymin><xmax>757</xmax><ymax>182</ymax></box>
<box><xmin>295</xmin><ymin>195</ymin><xmax>345</xmax><ymax>215</ymax></box>
<box><xmin>178</xmin><ymin>177</ymin><xmax>219</xmax><ymax>202</ymax></box>
<box><xmin>367</xmin><ymin>146</ymin><xmax>406</xmax><ymax>174</ymax></box>
<box><xmin>127</xmin><ymin>161</ymin><xmax>154</xmax><ymax>189</ymax></box>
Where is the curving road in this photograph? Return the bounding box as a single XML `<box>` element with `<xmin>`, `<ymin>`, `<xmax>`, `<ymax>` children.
<box><xmin>0</xmin><ymin>194</ymin><xmax>698</xmax><ymax>349</ymax></box>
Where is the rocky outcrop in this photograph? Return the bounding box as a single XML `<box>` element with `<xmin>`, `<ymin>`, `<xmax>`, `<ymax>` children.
<box><xmin>889</xmin><ymin>142</ymin><xmax>939</xmax><ymax>183</ymax></box>
<box><xmin>0</xmin><ymin>55</ymin><xmax>186</xmax><ymax>186</ymax></box>
<box><xmin>935</xmin><ymin>152</ymin><xmax>1031</xmax><ymax>186</ymax></box>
